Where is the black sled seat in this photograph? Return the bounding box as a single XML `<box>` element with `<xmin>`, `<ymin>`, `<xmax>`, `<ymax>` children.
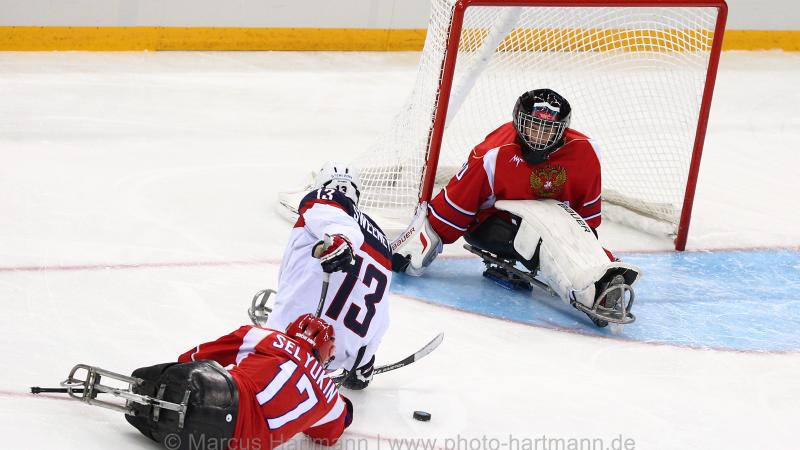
<box><xmin>126</xmin><ymin>361</ymin><xmax>239</xmax><ymax>450</ymax></box>
<box><xmin>463</xmin><ymin>214</ymin><xmax>543</xmax><ymax>291</ymax></box>
<box><xmin>464</xmin><ymin>214</ymin><xmax>521</xmax><ymax>260</ymax></box>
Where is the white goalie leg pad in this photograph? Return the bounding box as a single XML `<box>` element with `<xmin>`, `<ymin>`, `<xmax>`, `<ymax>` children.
<box><xmin>495</xmin><ymin>199</ymin><xmax>641</xmax><ymax>308</ymax></box>
<box><xmin>392</xmin><ymin>202</ymin><xmax>443</xmax><ymax>276</ymax></box>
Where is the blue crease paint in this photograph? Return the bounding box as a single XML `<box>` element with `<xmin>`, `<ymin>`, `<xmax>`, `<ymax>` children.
<box><xmin>390</xmin><ymin>250</ymin><xmax>800</xmax><ymax>352</ymax></box>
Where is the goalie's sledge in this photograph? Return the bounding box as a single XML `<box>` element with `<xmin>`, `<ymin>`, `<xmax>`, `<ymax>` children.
<box><xmin>464</xmin><ymin>199</ymin><xmax>640</xmax><ymax>327</ymax></box>
<box><xmin>465</xmin><ymin>243</ymin><xmax>636</xmax><ymax>326</ymax></box>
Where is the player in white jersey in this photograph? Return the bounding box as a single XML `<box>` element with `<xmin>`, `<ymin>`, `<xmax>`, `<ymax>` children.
<box><xmin>265</xmin><ymin>162</ymin><xmax>392</xmax><ymax>390</ymax></box>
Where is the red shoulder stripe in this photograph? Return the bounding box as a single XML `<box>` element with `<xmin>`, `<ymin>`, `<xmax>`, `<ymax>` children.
<box><xmin>299</xmin><ymin>199</ymin><xmax>346</xmax><ymax>215</ymax></box>
<box><xmin>360</xmin><ymin>243</ymin><xmax>391</xmax><ymax>271</ymax></box>
<box><xmin>294</xmin><ymin>199</ymin><xmax>347</xmax><ymax>228</ymax></box>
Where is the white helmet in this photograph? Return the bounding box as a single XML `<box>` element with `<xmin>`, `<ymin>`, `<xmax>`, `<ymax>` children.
<box><xmin>314</xmin><ymin>161</ymin><xmax>362</xmax><ymax>205</ymax></box>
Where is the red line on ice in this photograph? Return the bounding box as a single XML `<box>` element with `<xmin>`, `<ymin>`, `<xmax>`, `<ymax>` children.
<box><xmin>0</xmin><ymin>258</ymin><xmax>281</xmax><ymax>273</ymax></box>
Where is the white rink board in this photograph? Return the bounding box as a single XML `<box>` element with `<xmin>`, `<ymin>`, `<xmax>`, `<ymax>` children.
<box><xmin>0</xmin><ymin>0</ymin><xmax>798</xmax><ymax>30</ymax></box>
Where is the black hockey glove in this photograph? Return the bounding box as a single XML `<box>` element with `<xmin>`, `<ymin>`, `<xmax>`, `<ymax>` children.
<box><xmin>340</xmin><ymin>354</ymin><xmax>375</xmax><ymax>391</ymax></box>
<box><xmin>313</xmin><ymin>234</ymin><xmax>355</xmax><ymax>273</ymax></box>
<box><xmin>391</xmin><ymin>253</ymin><xmax>412</xmax><ymax>273</ymax></box>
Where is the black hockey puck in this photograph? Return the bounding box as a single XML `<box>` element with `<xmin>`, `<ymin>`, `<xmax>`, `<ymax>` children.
<box><xmin>413</xmin><ymin>410</ymin><xmax>431</xmax><ymax>422</ymax></box>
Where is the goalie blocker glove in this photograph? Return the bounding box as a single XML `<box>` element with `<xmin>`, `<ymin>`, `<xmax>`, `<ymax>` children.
<box><xmin>391</xmin><ymin>202</ymin><xmax>443</xmax><ymax>276</ymax></box>
<box><xmin>313</xmin><ymin>234</ymin><xmax>356</xmax><ymax>273</ymax></box>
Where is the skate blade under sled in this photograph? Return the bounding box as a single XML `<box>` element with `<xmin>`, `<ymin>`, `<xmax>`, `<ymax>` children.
<box><xmin>464</xmin><ymin>244</ymin><xmax>635</xmax><ymax>326</ymax></box>
<box><xmin>571</xmin><ymin>277</ymin><xmax>636</xmax><ymax>326</ymax></box>
<box><xmin>60</xmin><ymin>364</ymin><xmax>190</xmax><ymax>428</ymax></box>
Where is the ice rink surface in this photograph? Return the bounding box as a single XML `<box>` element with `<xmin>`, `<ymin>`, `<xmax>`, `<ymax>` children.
<box><xmin>1</xmin><ymin>51</ymin><xmax>799</xmax><ymax>450</ymax></box>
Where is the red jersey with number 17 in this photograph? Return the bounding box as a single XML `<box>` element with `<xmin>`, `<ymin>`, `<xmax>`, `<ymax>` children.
<box><xmin>428</xmin><ymin>122</ymin><xmax>603</xmax><ymax>244</ymax></box>
<box><xmin>178</xmin><ymin>326</ymin><xmax>351</xmax><ymax>449</ymax></box>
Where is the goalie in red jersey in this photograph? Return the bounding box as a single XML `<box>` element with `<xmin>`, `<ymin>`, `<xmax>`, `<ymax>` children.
<box><xmin>393</xmin><ymin>89</ymin><xmax>641</xmax><ymax>327</ymax></box>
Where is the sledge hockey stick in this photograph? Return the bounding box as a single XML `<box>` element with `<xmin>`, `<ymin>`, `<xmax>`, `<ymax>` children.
<box><xmin>312</xmin><ymin>234</ymin><xmax>335</xmax><ymax>317</ymax></box>
<box><xmin>30</xmin><ymin>387</ymin><xmax>83</xmax><ymax>394</ymax></box>
<box><xmin>314</xmin><ymin>272</ymin><xmax>331</xmax><ymax>318</ymax></box>
<box><xmin>330</xmin><ymin>332</ymin><xmax>444</xmax><ymax>384</ymax></box>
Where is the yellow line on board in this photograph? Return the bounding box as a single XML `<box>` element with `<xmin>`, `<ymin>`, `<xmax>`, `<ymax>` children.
<box><xmin>0</xmin><ymin>27</ymin><xmax>426</xmax><ymax>51</ymax></box>
<box><xmin>0</xmin><ymin>27</ymin><xmax>797</xmax><ymax>51</ymax></box>
<box><xmin>723</xmin><ymin>30</ymin><xmax>800</xmax><ymax>51</ymax></box>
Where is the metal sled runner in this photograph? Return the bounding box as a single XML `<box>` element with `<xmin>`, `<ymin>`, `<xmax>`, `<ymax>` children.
<box><xmin>464</xmin><ymin>243</ymin><xmax>635</xmax><ymax>327</ymax></box>
<box><xmin>60</xmin><ymin>364</ymin><xmax>191</xmax><ymax>429</ymax></box>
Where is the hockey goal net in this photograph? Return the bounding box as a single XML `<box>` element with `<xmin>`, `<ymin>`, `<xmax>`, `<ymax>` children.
<box><xmin>279</xmin><ymin>0</ymin><xmax>727</xmax><ymax>251</ymax></box>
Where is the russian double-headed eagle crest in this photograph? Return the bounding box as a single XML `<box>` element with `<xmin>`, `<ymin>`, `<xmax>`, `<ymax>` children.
<box><xmin>530</xmin><ymin>164</ymin><xmax>567</xmax><ymax>198</ymax></box>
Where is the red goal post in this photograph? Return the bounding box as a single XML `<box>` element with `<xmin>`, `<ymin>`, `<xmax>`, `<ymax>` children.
<box><xmin>280</xmin><ymin>0</ymin><xmax>728</xmax><ymax>251</ymax></box>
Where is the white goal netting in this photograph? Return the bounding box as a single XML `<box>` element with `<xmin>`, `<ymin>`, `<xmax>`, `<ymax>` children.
<box><xmin>353</xmin><ymin>0</ymin><xmax>723</xmax><ymax>240</ymax></box>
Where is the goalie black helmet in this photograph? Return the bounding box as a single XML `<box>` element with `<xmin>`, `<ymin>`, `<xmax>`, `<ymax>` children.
<box><xmin>512</xmin><ymin>89</ymin><xmax>572</xmax><ymax>164</ymax></box>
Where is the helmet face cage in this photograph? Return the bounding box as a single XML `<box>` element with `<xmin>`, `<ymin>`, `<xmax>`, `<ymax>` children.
<box><xmin>513</xmin><ymin>89</ymin><xmax>571</xmax><ymax>162</ymax></box>
<box><xmin>515</xmin><ymin>109</ymin><xmax>567</xmax><ymax>151</ymax></box>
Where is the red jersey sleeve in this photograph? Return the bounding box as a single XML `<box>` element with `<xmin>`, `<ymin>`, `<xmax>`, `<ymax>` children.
<box><xmin>570</xmin><ymin>142</ymin><xmax>602</xmax><ymax>229</ymax></box>
<box><xmin>302</xmin><ymin>394</ymin><xmax>352</xmax><ymax>445</ymax></box>
<box><xmin>428</xmin><ymin>151</ymin><xmax>494</xmax><ymax>244</ymax></box>
<box><xmin>177</xmin><ymin>326</ymin><xmax>251</xmax><ymax>366</ymax></box>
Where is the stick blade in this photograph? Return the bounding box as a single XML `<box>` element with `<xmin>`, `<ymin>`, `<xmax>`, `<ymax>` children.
<box><xmin>410</xmin><ymin>332</ymin><xmax>444</xmax><ymax>363</ymax></box>
<box><xmin>374</xmin><ymin>332</ymin><xmax>444</xmax><ymax>375</ymax></box>
<box><xmin>329</xmin><ymin>332</ymin><xmax>444</xmax><ymax>384</ymax></box>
